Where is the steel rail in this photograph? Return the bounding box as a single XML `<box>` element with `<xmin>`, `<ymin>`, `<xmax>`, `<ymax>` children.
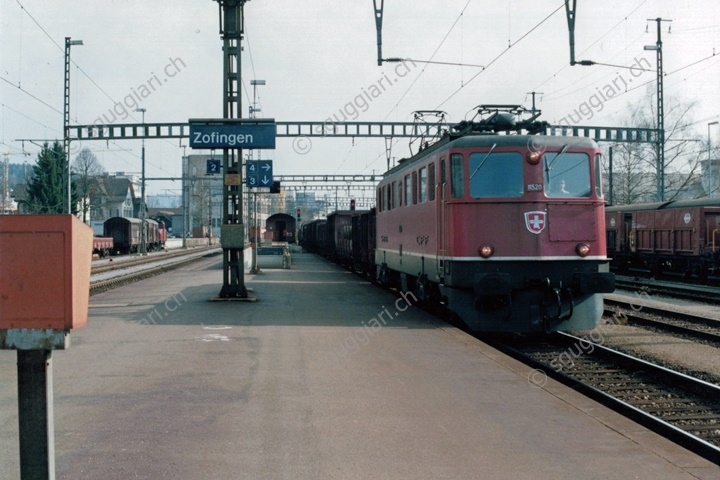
<box><xmin>490</xmin><ymin>333</ymin><xmax>720</xmax><ymax>465</ymax></box>
<box><xmin>614</xmin><ymin>278</ymin><xmax>720</xmax><ymax>305</ymax></box>
<box><xmin>90</xmin><ymin>249</ymin><xmax>221</xmax><ymax>295</ymax></box>
<box><xmin>604</xmin><ymin>299</ymin><xmax>720</xmax><ymax>344</ymax></box>
<box><xmin>91</xmin><ymin>246</ymin><xmax>217</xmax><ymax>275</ymax></box>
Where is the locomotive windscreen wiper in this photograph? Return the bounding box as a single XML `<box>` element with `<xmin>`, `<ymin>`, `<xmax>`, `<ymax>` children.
<box><xmin>544</xmin><ymin>144</ymin><xmax>568</xmax><ymax>182</ymax></box>
<box><xmin>469</xmin><ymin>143</ymin><xmax>497</xmax><ymax>180</ymax></box>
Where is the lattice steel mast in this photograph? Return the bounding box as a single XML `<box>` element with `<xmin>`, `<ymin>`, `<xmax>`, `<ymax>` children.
<box><xmin>646</xmin><ymin>17</ymin><xmax>671</xmax><ymax>201</ymax></box>
<box><xmin>215</xmin><ymin>0</ymin><xmax>249</xmax><ymax>298</ymax></box>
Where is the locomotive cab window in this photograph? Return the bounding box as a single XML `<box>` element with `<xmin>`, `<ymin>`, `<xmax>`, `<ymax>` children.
<box><xmin>544</xmin><ymin>152</ymin><xmax>592</xmax><ymax>198</ymax></box>
<box><xmin>469</xmin><ymin>152</ymin><xmax>523</xmax><ymax>198</ymax></box>
<box><xmin>595</xmin><ymin>153</ymin><xmax>604</xmax><ymax>198</ymax></box>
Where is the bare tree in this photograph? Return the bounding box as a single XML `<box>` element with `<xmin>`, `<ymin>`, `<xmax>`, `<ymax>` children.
<box><xmin>644</xmin><ymin>98</ymin><xmax>704</xmax><ymax>201</ymax></box>
<box><xmin>703</xmin><ymin>138</ymin><xmax>720</xmax><ymax>197</ymax></box>
<box><xmin>146</xmin><ymin>196</ymin><xmax>161</xmax><ymax>209</ymax></box>
<box><xmin>604</xmin><ymin>141</ymin><xmax>654</xmax><ymax>205</ymax></box>
<box><xmin>72</xmin><ymin>148</ymin><xmax>105</xmax><ymax>223</ymax></box>
<box><xmin>605</xmin><ymin>92</ymin><xmax>706</xmax><ymax>204</ymax></box>
<box><xmin>191</xmin><ymin>179</ymin><xmax>212</xmax><ymax>236</ymax></box>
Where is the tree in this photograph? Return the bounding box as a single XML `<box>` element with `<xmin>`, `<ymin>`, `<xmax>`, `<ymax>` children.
<box><xmin>191</xmin><ymin>179</ymin><xmax>213</xmax><ymax>233</ymax></box>
<box><xmin>640</xmin><ymin>97</ymin><xmax>704</xmax><ymax>201</ymax></box>
<box><xmin>605</xmin><ymin>141</ymin><xmax>654</xmax><ymax>205</ymax></box>
<box><xmin>72</xmin><ymin>147</ymin><xmax>105</xmax><ymax>222</ymax></box>
<box><xmin>25</xmin><ymin>141</ymin><xmax>78</xmax><ymax>214</ymax></box>
<box><xmin>605</xmin><ymin>92</ymin><xmax>706</xmax><ymax>204</ymax></box>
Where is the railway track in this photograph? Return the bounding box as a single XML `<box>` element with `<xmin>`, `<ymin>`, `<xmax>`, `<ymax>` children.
<box><xmin>91</xmin><ymin>246</ymin><xmax>217</xmax><ymax>275</ymax></box>
<box><xmin>489</xmin><ymin>333</ymin><xmax>720</xmax><ymax>465</ymax></box>
<box><xmin>604</xmin><ymin>299</ymin><xmax>720</xmax><ymax>345</ymax></box>
<box><xmin>90</xmin><ymin>247</ymin><xmax>222</xmax><ymax>295</ymax></box>
<box><xmin>615</xmin><ymin>276</ymin><xmax>720</xmax><ymax>305</ymax></box>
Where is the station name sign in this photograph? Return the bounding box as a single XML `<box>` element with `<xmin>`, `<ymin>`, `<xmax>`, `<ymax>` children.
<box><xmin>189</xmin><ymin>119</ymin><xmax>276</xmax><ymax>149</ymax></box>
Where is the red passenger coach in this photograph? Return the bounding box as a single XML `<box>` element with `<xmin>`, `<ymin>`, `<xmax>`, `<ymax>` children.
<box><xmin>375</xmin><ymin>124</ymin><xmax>615</xmax><ymax>333</ymax></box>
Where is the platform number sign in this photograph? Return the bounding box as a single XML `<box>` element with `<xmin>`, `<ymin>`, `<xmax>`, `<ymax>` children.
<box><xmin>207</xmin><ymin>159</ymin><xmax>221</xmax><ymax>175</ymax></box>
<box><xmin>246</xmin><ymin>160</ymin><xmax>273</xmax><ymax>187</ymax></box>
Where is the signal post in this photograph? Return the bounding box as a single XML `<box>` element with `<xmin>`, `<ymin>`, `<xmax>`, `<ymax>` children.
<box><xmin>189</xmin><ymin>119</ymin><xmax>275</xmax><ymax>299</ymax></box>
<box><xmin>201</xmin><ymin>0</ymin><xmax>276</xmax><ymax>299</ymax></box>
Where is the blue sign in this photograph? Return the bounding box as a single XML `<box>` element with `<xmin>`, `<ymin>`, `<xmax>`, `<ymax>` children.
<box><xmin>189</xmin><ymin>123</ymin><xmax>276</xmax><ymax>149</ymax></box>
<box><xmin>246</xmin><ymin>160</ymin><xmax>273</xmax><ymax>188</ymax></box>
<box><xmin>206</xmin><ymin>159</ymin><xmax>221</xmax><ymax>174</ymax></box>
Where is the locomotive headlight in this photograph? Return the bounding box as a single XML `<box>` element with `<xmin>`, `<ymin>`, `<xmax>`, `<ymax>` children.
<box><xmin>479</xmin><ymin>244</ymin><xmax>494</xmax><ymax>258</ymax></box>
<box><xmin>525</xmin><ymin>151</ymin><xmax>542</xmax><ymax>165</ymax></box>
<box><xmin>575</xmin><ymin>243</ymin><xmax>590</xmax><ymax>257</ymax></box>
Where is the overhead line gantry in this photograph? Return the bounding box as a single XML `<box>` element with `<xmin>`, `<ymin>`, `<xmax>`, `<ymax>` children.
<box><xmin>66</xmin><ymin>121</ymin><xmax>659</xmax><ymax>144</ymax></box>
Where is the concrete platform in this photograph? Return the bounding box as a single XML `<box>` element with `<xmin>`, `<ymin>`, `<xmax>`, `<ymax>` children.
<box><xmin>1</xmin><ymin>253</ymin><xmax>719</xmax><ymax>479</ymax></box>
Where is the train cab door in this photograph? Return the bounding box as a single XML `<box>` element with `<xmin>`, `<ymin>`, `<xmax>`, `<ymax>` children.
<box><xmin>436</xmin><ymin>157</ymin><xmax>447</xmax><ymax>281</ymax></box>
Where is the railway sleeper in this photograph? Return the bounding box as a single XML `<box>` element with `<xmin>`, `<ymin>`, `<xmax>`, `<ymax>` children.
<box><xmin>661</xmin><ymin>413</ymin><xmax>720</xmax><ymax>421</ymax></box>
<box><xmin>631</xmin><ymin>398</ymin><xmax>702</xmax><ymax>406</ymax></box>
<box><xmin>641</xmin><ymin>407</ymin><xmax>711</xmax><ymax>415</ymax></box>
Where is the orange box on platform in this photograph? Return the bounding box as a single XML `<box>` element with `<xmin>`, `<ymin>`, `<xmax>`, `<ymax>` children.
<box><xmin>0</xmin><ymin>215</ymin><xmax>93</xmax><ymax>330</ymax></box>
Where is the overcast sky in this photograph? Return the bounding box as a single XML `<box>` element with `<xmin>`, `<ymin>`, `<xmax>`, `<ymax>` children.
<box><xmin>1</xmin><ymin>0</ymin><xmax>718</xmax><ymax>196</ymax></box>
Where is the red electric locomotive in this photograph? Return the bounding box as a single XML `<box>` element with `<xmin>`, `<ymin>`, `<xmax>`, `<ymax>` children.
<box><xmin>374</xmin><ymin>113</ymin><xmax>615</xmax><ymax>333</ymax></box>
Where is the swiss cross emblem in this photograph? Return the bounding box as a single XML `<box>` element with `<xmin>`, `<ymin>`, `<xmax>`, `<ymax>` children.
<box><xmin>524</xmin><ymin>211</ymin><xmax>546</xmax><ymax>234</ymax></box>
